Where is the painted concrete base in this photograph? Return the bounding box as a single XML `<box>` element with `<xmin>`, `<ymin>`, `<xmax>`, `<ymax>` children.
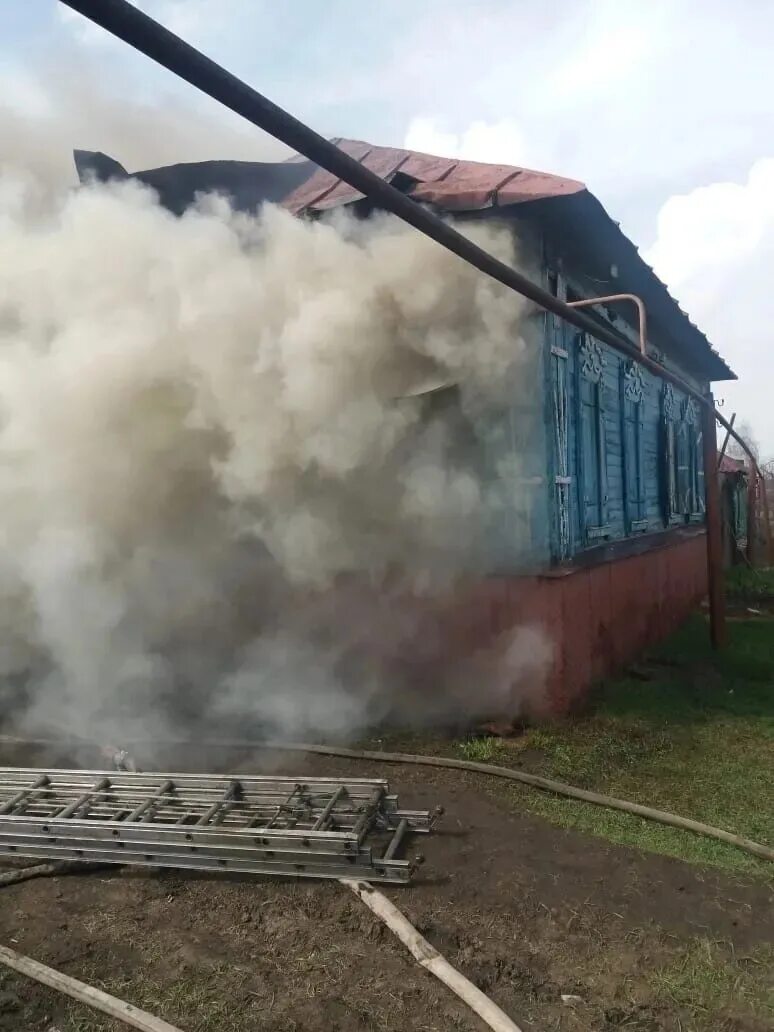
<box><xmin>291</xmin><ymin>531</ymin><xmax>708</xmax><ymax>723</ymax></box>
<box><xmin>442</xmin><ymin>531</ymin><xmax>709</xmax><ymax>716</ymax></box>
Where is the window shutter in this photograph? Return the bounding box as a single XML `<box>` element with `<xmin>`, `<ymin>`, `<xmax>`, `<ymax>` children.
<box><xmin>576</xmin><ymin>333</ymin><xmax>610</xmax><ymax>542</ymax></box>
<box><xmin>661</xmin><ymin>418</ymin><xmax>675</xmax><ymax>521</ymax></box>
<box><xmin>622</xmin><ymin>360</ymin><xmax>647</xmax><ymax>532</ymax></box>
<box><xmin>676</xmin><ymin>421</ymin><xmax>690</xmax><ymax>516</ymax></box>
<box><xmin>637</xmin><ymin>409</ymin><xmax>647</xmax><ymax>519</ymax></box>
<box><xmin>695</xmin><ymin>428</ymin><xmax>705</xmax><ymax>515</ymax></box>
<box><xmin>661</xmin><ymin>384</ymin><xmax>679</xmax><ymax>523</ymax></box>
<box><xmin>550</xmin><ymin>331</ymin><xmax>571</xmax><ymax>559</ymax></box>
<box><xmin>597</xmin><ymin>382</ymin><xmax>609</xmax><ymax>527</ymax></box>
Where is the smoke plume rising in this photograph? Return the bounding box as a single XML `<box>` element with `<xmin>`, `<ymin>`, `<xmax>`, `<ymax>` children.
<box><xmin>0</xmin><ymin>136</ymin><xmax>551</xmax><ymax>744</ymax></box>
<box><xmin>0</xmin><ymin>53</ymin><xmax>289</xmax><ymax>217</ymax></box>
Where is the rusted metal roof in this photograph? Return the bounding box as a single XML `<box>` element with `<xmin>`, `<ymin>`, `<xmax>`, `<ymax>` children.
<box><xmin>279</xmin><ymin>139</ymin><xmax>733</xmax><ymax>381</ymax></box>
<box><xmin>73</xmin><ymin>139</ymin><xmax>734</xmax><ymax>381</ymax></box>
<box><xmin>283</xmin><ymin>138</ymin><xmax>584</xmax><ymax>215</ymax></box>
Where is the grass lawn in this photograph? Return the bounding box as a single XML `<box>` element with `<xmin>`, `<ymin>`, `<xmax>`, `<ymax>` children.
<box><xmin>463</xmin><ymin>608</ymin><xmax>774</xmax><ymax>880</ymax></box>
<box><xmin>725</xmin><ymin>564</ymin><xmax>774</xmax><ymax>602</ymax></box>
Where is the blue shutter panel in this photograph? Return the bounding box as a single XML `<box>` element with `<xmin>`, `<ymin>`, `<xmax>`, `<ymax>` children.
<box><xmin>576</xmin><ymin>333</ymin><xmax>610</xmax><ymax>542</ymax></box>
<box><xmin>661</xmin><ymin>384</ymin><xmax>680</xmax><ymax>524</ymax></box>
<box><xmin>550</xmin><ymin>336</ymin><xmax>571</xmax><ymax>559</ymax></box>
<box><xmin>621</xmin><ymin>361</ymin><xmax>647</xmax><ymax>533</ymax></box>
<box><xmin>579</xmin><ymin>377</ymin><xmax>599</xmax><ymax>529</ymax></box>
<box><xmin>636</xmin><ymin>408</ymin><xmax>647</xmax><ymax>522</ymax></box>
<box><xmin>676</xmin><ymin>422</ymin><xmax>690</xmax><ymax>517</ymax></box>
<box><xmin>597</xmin><ymin>381</ymin><xmax>609</xmax><ymax>527</ymax></box>
<box><xmin>622</xmin><ymin>404</ymin><xmax>636</xmax><ymax>527</ymax></box>
<box><xmin>695</xmin><ymin>425</ymin><xmax>706</xmax><ymax>518</ymax></box>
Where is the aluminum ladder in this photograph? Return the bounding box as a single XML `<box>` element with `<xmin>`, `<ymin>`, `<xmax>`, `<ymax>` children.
<box><xmin>0</xmin><ymin>768</ymin><xmax>439</xmax><ymax>883</ymax></box>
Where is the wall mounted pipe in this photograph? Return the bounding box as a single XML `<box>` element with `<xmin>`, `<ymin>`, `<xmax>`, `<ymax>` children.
<box><xmin>567</xmin><ymin>293</ymin><xmax>647</xmax><ymax>355</ymax></box>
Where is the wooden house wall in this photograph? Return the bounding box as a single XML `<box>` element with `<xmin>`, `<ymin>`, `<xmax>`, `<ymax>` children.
<box><xmin>542</xmin><ymin>267</ymin><xmax>708</xmax><ymax>567</ymax></box>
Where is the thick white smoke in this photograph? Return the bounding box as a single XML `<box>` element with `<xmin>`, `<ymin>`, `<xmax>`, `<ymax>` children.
<box><xmin>0</xmin><ymin>162</ymin><xmax>551</xmax><ymax>744</ymax></box>
<box><xmin>0</xmin><ymin>55</ymin><xmax>289</xmax><ymax>218</ymax></box>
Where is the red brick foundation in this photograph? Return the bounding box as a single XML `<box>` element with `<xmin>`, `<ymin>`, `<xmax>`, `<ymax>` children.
<box><xmin>463</xmin><ymin>531</ymin><xmax>708</xmax><ymax>714</ymax></box>
<box><xmin>297</xmin><ymin>532</ymin><xmax>708</xmax><ymax>721</ymax></box>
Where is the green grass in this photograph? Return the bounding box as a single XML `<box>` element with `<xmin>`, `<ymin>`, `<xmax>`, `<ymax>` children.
<box><xmin>452</xmin><ymin>612</ymin><xmax>774</xmax><ymax>879</ymax></box>
<box><xmin>726</xmin><ymin>564</ymin><xmax>774</xmax><ymax>601</ymax></box>
<box><xmin>653</xmin><ymin>939</ymin><xmax>774</xmax><ymax>1026</ymax></box>
<box><xmin>456</xmin><ymin>736</ymin><xmax>506</xmax><ymax>763</ymax></box>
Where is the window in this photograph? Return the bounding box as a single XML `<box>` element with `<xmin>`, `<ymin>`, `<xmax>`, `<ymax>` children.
<box><xmin>575</xmin><ymin>333</ymin><xmax>610</xmax><ymax>541</ymax></box>
<box><xmin>620</xmin><ymin>361</ymin><xmax>648</xmax><ymax>532</ymax></box>
<box><xmin>662</xmin><ymin>385</ymin><xmax>705</xmax><ymax>523</ymax></box>
<box><xmin>661</xmin><ymin>384</ymin><xmax>680</xmax><ymax>523</ymax></box>
<box><xmin>550</xmin><ymin>332</ymin><xmax>571</xmax><ymax>561</ymax></box>
<box><xmin>684</xmin><ymin>397</ymin><xmax>705</xmax><ymax>521</ymax></box>
<box><xmin>548</xmin><ymin>271</ymin><xmax>571</xmax><ymax>560</ymax></box>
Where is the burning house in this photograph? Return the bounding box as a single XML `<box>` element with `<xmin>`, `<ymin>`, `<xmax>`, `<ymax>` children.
<box><xmin>62</xmin><ymin>140</ymin><xmax>734</xmax><ymax>721</ymax></box>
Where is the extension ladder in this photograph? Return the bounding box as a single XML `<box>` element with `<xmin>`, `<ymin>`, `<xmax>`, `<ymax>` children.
<box><xmin>0</xmin><ymin>768</ymin><xmax>439</xmax><ymax>883</ymax></box>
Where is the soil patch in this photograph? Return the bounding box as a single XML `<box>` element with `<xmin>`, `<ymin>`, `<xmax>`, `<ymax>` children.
<box><xmin>0</xmin><ymin>744</ymin><xmax>772</xmax><ymax>1030</ymax></box>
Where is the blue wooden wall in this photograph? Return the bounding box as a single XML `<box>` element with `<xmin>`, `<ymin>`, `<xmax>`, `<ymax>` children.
<box><xmin>543</xmin><ymin>272</ymin><xmax>707</xmax><ymax>564</ymax></box>
<box><xmin>474</xmin><ymin>342</ymin><xmax>552</xmax><ymax>572</ymax></box>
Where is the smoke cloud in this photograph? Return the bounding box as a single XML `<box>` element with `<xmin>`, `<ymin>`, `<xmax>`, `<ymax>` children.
<box><xmin>0</xmin><ymin>54</ymin><xmax>289</xmax><ymax>217</ymax></box>
<box><xmin>0</xmin><ymin>147</ymin><xmax>551</xmax><ymax>744</ymax></box>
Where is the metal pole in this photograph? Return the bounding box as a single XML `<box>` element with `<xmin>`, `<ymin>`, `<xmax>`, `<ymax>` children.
<box><xmin>746</xmin><ymin>474</ymin><xmax>758</xmax><ymax>567</ymax></box>
<box><xmin>702</xmin><ymin>396</ymin><xmax>727</xmax><ymax>648</ymax></box>
<box><xmin>58</xmin><ymin>0</ymin><xmax>760</xmax><ymax>480</ymax></box>
<box><xmin>716</xmin><ymin>412</ymin><xmax>736</xmax><ymax>470</ymax></box>
<box><xmin>761</xmin><ymin>474</ymin><xmax>774</xmax><ymax>565</ymax></box>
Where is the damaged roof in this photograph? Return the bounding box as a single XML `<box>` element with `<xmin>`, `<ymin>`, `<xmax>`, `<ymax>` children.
<box><xmin>281</xmin><ymin>138</ymin><xmax>585</xmax><ymax>213</ymax></box>
<box><xmin>73</xmin><ymin>139</ymin><xmax>734</xmax><ymax>382</ymax></box>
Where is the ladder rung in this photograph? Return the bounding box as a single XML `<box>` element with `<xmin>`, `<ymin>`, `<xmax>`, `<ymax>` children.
<box><xmin>0</xmin><ymin>767</ymin><xmax>437</xmax><ymax>884</ymax></box>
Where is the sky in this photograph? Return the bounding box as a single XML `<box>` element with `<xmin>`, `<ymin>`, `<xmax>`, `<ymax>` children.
<box><xmin>3</xmin><ymin>0</ymin><xmax>774</xmax><ymax>456</ymax></box>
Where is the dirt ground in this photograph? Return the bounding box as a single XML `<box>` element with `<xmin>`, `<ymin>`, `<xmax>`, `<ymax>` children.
<box><xmin>0</xmin><ymin>744</ymin><xmax>772</xmax><ymax>1031</ymax></box>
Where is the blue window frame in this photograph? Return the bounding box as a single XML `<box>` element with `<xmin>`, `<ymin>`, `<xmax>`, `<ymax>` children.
<box><xmin>620</xmin><ymin>361</ymin><xmax>648</xmax><ymax>533</ymax></box>
<box><xmin>575</xmin><ymin>333</ymin><xmax>610</xmax><ymax>542</ymax></box>
<box><xmin>684</xmin><ymin>397</ymin><xmax>705</xmax><ymax>521</ymax></box>
<box><xmin>550</xmin><ymin>337</ymin><xmax>571</xmax><ymax>559</ymax></box>
<box><xmin>661</xmin><ymin>383</ymin><xmax>681</xmax><ymax>524</ymax></box>
<box><xmin>662</xmin><ymin>385</ymin><xmax>705</xmax><ymax>523</ymax></box>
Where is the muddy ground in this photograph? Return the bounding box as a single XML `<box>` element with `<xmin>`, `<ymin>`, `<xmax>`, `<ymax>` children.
<box><xmin>0</xmin><ymin>744</ymin><xmax>772</xmax><ymax>1031</ymax></box>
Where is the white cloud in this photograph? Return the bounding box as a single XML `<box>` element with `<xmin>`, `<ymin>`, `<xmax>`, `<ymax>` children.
<box><xmin>647</xmin><ymin>160</ymin><xmax>774</xmax><ymax>286</ymax></box>
<box><xmin>645</xmin><ymin>159</ymin><xmax>774</xmax><ymax>456</ymax></box>
<box><xmin>404</xmin><ymin>117</ymin><xmax>530</xmax><ymax>167</ymax></box>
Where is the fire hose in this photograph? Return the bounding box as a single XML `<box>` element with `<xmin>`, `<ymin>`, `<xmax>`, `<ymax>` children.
<box><xmin>0</xmin><ymin>943</ymin><xmax>184</xmax><ymax>1032</ymax></box>
<box><xmin>0</xmin><ymin>892</ymin><xmax>522</xmax><ymax>1032</ymax></box>
<box><xmin>272</xmin><ymin>742</ymin><xmax>774</xmax><ymax>863</ymax></box>
<box><xmin>0</xmin><ymin>733</ymin><xmax>771</xmax><ymax>862</ymax></box>
<box><xmin>341</xmin><ymin>879</ymin><xmax>524</xmax><ymax>1032</ymax></box>
<box><xmin>1</xmin><ymin>733</ymin><xmax>771</xmax><ymax>1032</ymax></box>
